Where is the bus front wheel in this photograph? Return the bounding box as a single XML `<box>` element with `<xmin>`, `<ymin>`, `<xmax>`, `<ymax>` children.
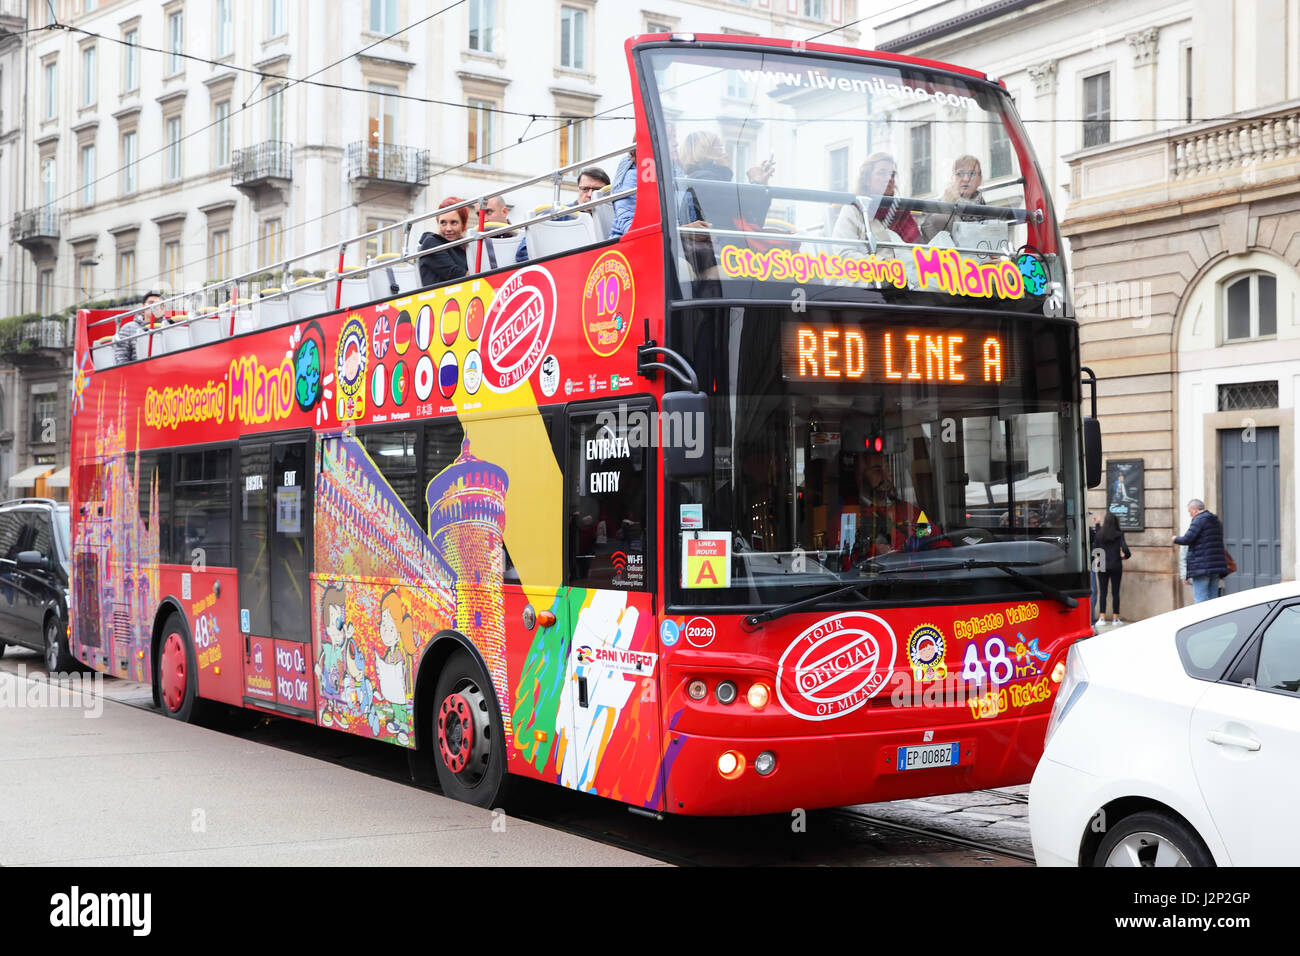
<box><xmin>157</xmin><ymin>614</ymin><xmax>199</xmax><ymax>723</ymax></box>
<box><xmin>431</xmin><ymin>649</ymin><xmax>509</xmax><ymax>809</ymax></box>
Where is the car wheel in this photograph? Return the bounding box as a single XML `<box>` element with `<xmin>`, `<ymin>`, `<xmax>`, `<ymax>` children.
<box><xmin>44</xmin><ymin>616</ymin><xmax>74</xmax><ymax>673</ymax></box>
<box><xmin>1095</xmin><ymin>811</ymin><xmax>1214</xmax><ymax>867</ymax></box>
<box><xmin>431</xmin><ymin>649</ymin><xmax>510</xmax><ymax>809</ymax></box>
<box><xmin>156</xmin><ymin>613</ymin><xmax>199</xmax><ymax>723</ymax></box>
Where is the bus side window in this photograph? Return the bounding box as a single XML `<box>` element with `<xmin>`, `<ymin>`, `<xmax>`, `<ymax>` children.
<box><xmin>363</xmin><ymin>429</ymin><xmax>422</xmax><ymax>526</ymax></box>
<box><xmin>566</xmin><ymin>405</ymin><xmax>649</xmax><ymax>591</ymax></box>
<box><xmin>173</xmin><ymin>448</ymin><xmax>232</xmax><ymax>568</ymax></box>
<box><xmin>137</xmin><ymin>452</ymin><xmax>172</xmax><ymax>563</ymax></box>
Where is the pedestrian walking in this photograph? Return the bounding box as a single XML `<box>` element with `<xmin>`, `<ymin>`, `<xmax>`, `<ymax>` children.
<box><xmin>1173</xmin><ymin>498</ymin><xmax>1228</xmax><ymax>603</ymax></box>
<box><xmin>1095</xmin><ymin>513</ymin><xmax>1131</xmax><ymax>625</ymax></box>
<box><xmin>1088</xmin><ymin>512</ymin><xmax>1101</xmax><ymax>619</ymax></box>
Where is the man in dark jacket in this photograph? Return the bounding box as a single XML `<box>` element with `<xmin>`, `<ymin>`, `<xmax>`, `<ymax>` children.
<box><xmin>1173</xmin><ymin>498</ymin><xmax>1228</xmax><ymax>603</ymax></box>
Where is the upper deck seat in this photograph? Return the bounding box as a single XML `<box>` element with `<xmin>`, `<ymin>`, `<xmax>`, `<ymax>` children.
<box><xmin>190</xmin><ymin>308</ymin><xmax>225</xmax><ymax>345</ymax></box>
<box><xmin>592</xmin><ymin>185</ymin><xmax>615</xmax><ymax>238</ymax></box>
<box><xmin>524</xmin><ymin>205</ymin><xmax>599</xmax><ymax>258</ymax></box>
<box><xmin>158</xmin><ymin>319</ymin><xmax>192</xmax><ymax>354</ymax></box>
<box><xmin>367</xmin><ymin>253</ymin><xmax>418</xmax><ymax>300</ymax></box>
<box><xmin>336</xmin><ymin>267</ymin><xmax>370</xmax><ymax>308</ymax></box>
<box><xmin>290</xmin><ymin>276</ymin><xmax>329</xmax><ymax>321</ymax></box>
<box><xmin>92</xmin><ymin>336</ymin><xmax>116</xmax><ymax>369</ymax></box>
<box><xmin>254</xmin><ymin>289</ymin><xmax>291</xmax><ymax>329</ymax></box>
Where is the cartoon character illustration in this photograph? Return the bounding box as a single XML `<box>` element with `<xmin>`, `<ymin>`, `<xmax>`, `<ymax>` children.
<box><xmin>343</xmin><ymin>634</ymin><xmax>380</xmax><ymax>737</ymax></box>
<box><xmin>375</xmin><ymin>588</ymin><xmax>416</xmax><ymax>744</ymax></box>
<box><xmin>316</xmin><ymin>582</ymin><xmax>351</xmax><ymax>727</ymax></box>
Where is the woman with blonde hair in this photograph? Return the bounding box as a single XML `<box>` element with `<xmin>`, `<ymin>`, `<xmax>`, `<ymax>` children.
<box><xmin>921</xmin><ymin>154</ymin><xmax>987</xmax><ymax>239</ymax></box>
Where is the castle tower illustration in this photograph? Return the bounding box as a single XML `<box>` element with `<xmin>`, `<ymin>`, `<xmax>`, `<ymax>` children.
<box><xmin>426</xmin><ymin>439</ymin><xmax>509</xmax><ymax>695</ymax></box>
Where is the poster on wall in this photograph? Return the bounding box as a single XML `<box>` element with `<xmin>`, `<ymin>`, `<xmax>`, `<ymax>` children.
<box><xmin>1106</xmin><ymin>459</ymin><xmax>1144</xmax><ymax>531</ymax></box>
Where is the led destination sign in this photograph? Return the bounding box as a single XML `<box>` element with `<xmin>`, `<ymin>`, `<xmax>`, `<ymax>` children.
<box><xmin>782</xmin><ymin>325</ymin><xmax>1016</xmax><ymax>385</ymax></box>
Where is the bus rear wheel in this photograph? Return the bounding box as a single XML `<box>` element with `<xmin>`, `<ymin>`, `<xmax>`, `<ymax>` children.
<box><xmin>157</xmin><ymin>614</ymin><xmax>199</xmax><ymax>723</ymax></box>
<box><xmin>431</xmin><ymin>649</ymin><xmax>508</xmax><ymax>809</ymax></box>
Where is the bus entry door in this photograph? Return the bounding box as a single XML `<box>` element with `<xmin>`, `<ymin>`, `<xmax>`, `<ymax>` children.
<box><xmin>237</xmin><ymin>435</ymin><xmax>314</xmax><ymax>716</ymax></box>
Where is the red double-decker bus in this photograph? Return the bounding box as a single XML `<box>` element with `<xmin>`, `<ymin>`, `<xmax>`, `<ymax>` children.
<box><xmin>69</xmin><ymin>34</ymin><xmax>1099</xmax><ymax>815</ymax></box>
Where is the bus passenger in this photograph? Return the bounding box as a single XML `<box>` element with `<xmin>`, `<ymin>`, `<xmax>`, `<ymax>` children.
<box><xmin>417</xmin><ymin>197</ymin><xmax>470</xmax><ymax>286</ymax></box>
<box><xmin>482</xmin><ymin>194</ymin><xmax>514</xmax><ymax>233</ymax></box>
<box><xmin>609</xmin><ymin>146</ymin><xmax>638</xmax><ymax>239</ymax></box>
<box><xmin>833</xmin><ymin>152</ymin><xmax>922</xmax><ymax>248</ymax></box>
<box><xmin>112</xmin><ymin>292</ymin><xmax>158</xmax><ymax>362</ymax></box>
<box><xmin>921</xmin><ymin>155</ymin><xmax>986</xmax><ymax>240</ymax></box>
<box><xmin>515</xmin><ymin>166</ymin><xmax>611</xmax><ymax>263</ymax></box>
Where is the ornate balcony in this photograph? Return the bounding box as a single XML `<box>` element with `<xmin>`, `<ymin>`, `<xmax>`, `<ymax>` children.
<box><xmin>347</xmin><ymin>142</ymin><xmax>431</xmax><ymax>188</ymax></box>
<box><xmin>0</xmin><ymin>316</ymin><xmax>70</xmax><ymax>368</ymax></box>
<box><xmin>232</xmin><ymin>141</ymin><xmax>293</xmax><ymax>206</ymax></box>
<box><xmin>1064</xmin><ymin>99</ymin><xmax>1300</xmax><ymax>219</ymax></box>
<box><xmin>12</xmin><ymin>207</ymin><xmax>61</xmax><ymax>252</ymax></box>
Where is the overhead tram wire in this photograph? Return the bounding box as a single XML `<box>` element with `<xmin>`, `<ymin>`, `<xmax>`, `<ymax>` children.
<box><xmin>31</xmin><ymin>0</ymin><xmax>472</xmax><ymax>219</ymax></box>
<box><xmin>51</xmin><ymin>57</ymin><xmax>641</xmax><ymax>315</ymax></box>
<box><xmin>57</xmin><ymin>22</ymin><xmax>629</xmax><ymax>121</ymax></box>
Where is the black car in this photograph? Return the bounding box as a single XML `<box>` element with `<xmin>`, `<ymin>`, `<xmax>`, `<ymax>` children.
<box><xmin>0</xmin><ymin>497</ymin><xmax>73</xmax><ymax>671</ymax></box>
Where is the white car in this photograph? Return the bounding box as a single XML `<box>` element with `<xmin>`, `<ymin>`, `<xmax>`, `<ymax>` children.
<box><xmin>1030</xmin><ymin>580</ymin><xmax>1300</xmax><ymax>866</ymax></box>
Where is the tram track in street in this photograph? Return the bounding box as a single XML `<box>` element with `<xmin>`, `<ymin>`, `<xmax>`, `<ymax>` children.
<box><xmin>830</xmin><ymin>807</ymin><xmax>1036</xmax><ymax>864</ymax></box>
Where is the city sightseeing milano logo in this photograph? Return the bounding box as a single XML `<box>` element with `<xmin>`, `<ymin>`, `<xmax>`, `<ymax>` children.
<box><xmin>776</xmin><ymin>611</ymin><xmax>896</xmax><ymax>721</ymax></box>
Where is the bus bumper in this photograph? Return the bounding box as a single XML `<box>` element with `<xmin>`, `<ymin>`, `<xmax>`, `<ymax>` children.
<box><xmin>661</xmin><ymin>713</ymin><xmax>1048</xmax><ymax>816</ymax></box>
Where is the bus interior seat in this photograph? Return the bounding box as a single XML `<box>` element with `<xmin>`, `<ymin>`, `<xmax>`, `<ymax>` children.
<box><xmin>289</xmin><ymin>278</ymin><xmax>329</xmax><ymax>321</ymax></box>
<box><xmin>91</xmin><ymin>337</ymin><xmax>116</xmax><ymax>369</ymax></box>
<box><xmin>336</xmin><ymin>270</ymin><xmax>370</xmax><ymax>309</ymax></box>
<box><xmin>367</xmin><ymin>253</ymin><xmax>418</xmax><ymax>300</ymax></box>
<box><xmin>254</xmin><ymin>290</ymin><xmax>291</xmax><ymax>329</ymax></box>
<box><xmin>592</xmin><ymin>185</ymin><xmax>615</xmax><ymax>238</ymax></box>
<box><xmin>525</xmin><ymin>207</ymin><xmax>598</xmax><ymax>258</ymax></box>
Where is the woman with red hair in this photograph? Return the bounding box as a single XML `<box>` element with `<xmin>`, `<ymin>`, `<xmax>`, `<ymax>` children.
<box><xmin>418</xmin><ymin>197</ymin><xmax>470</xmax><ymax>286</ymax></box>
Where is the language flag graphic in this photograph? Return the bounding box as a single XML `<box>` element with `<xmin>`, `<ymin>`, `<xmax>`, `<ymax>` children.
<box><xmin>414</xmin><ymin>353</ymin><xmax>435</xmax><ymax>401</ymax></box>
<box><xmin>372</xmin><ymin>314</ymin><xmax>391</xmax><ymax>359</ymax></box>
<box><xmin>416</xmin><ymin>303</ymin><xmax>433</xmax><ymax>351</ymax></box>
<box><xmin>390</xmin><ymin>361</ymin><xmax>408</xmax><ymax>405</ymax></box>
<box><xmin>441</xmin><ymin>299</ymin><xmax>461</xmax><ymax>347</ymax></box>
<box><xmin>438</xmin><ymin>351</ymin><xmax>459</xmax><ymax>399</ymax></box>
<box><xmin>393</xmin><ymin>310</ymin><xmax>413</xmax><ymax>354</ymax></box>
<box><xmin>465</xmin><ymin>297</ymin><xmax>485</xmax><ymax>341</ymax></box>
<box><xmin>371</xmin><ymin>362</ymin><xmax>387</xmax><ymax>407</ymax></box>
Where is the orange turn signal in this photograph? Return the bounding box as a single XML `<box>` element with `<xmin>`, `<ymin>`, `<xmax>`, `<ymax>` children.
<box><xmin>537</xmin><ymin>610</ymin><xmax>557</xmax><ymax>628</ymax></box>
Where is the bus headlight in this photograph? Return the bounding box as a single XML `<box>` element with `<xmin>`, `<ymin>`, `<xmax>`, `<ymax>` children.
<box><xmin>754</xmin><ymin>751</ymin><xmax>777</xmax><ymax>776</ymax></box>
<box><xmin>687</xmin><ymin>680</ymin><xmax>708</xmax><ymax>701</ymax></box>
<box><xmin>746</xmin><ymin>682</ymin><xmax>770</xmax><ymax>710</ymax></box>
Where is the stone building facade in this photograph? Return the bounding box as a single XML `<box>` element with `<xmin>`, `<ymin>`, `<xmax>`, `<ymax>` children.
<box><xmin>873</xmin><ymin>0</ymin><xmax>1300</xmax><ymax>617</ymax></box>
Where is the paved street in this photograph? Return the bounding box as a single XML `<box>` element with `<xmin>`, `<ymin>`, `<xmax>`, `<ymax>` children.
<box><xmin>1</xmin><ymin>647</ymin><xmax>1033</xmax><ymax>866</ymax></box>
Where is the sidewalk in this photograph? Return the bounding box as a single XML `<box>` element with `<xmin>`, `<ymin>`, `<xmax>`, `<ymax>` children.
<box><xmin>0</xmin><ymin>666</ymin><xmax>661</xmax><ymax>866</ymax></box>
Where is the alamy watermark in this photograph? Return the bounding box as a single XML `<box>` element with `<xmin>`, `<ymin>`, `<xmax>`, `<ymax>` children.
<box><xmin>594</xmin><ymin>403</ymin><xmax>706</xmax><ymax>459</ymax></box>
<box><xmin>2</xmin><ymin>665</ymin><xmax>104</xmax><ymax>718</ymax></box>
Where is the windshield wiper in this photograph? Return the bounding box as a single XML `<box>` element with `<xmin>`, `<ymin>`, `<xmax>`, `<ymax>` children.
<box><xmin>872</xmin><ymin>559</ymin><xmax>1077</xmax><ymax>611</ymax></box>
<box><xmin>743</xmin><ymin>558</ymin><xmax>1076</xmax><ymax>630</ymax></box>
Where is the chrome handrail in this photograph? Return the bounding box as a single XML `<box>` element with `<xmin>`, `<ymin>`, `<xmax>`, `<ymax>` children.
<box><xmin>86</xmin><ymin>143</ymin><xmax>635</xmax><ymax>345</ymax></box>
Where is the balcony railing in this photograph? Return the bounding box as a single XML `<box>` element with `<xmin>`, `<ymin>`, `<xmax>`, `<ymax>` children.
<box><xmin>232</xmin><ymin>141</ymin><xmax>294</xmax><ymax>186</ymax></box>
<box><xmin>0</xmin><ymin>316</ymin><xmax>70</xmax><ymax>368</ymax></box>
<box><xmin>347</xmin><ymin>142</ymin><xmax>431</xmax><ymax>186</ymax></box>
<box><xmin>12</xmin><ymin>207</ymin><xmax>61</xmax><ymax>244</ymax></box>
<box><xmin>1066</xmin><ymin>99</ymin><xmax>1300</xmax><ymax>208</ymax></box>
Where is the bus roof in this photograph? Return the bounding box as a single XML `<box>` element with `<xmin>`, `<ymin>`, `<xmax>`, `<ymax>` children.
<box><xmin>624</xmin><ymin>32</ymin><xmax>993</xmax><ymax>86</ymax></box>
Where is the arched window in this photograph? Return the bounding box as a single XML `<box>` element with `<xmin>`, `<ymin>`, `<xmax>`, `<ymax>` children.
<box><xmin>1223</xmin><ymin>271</ymin><xmax>1277</xmax><ymax>342</ymax></box>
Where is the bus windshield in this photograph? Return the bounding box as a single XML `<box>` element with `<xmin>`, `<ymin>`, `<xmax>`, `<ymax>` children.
<box><xmin>643</xmin><ymin>45</ymin><xmax>1065</xmax><ymax>313</ymax></box>
<box><xmin>667</xmin><ymin>306</ymin><xmax>1088</xmax><ymax>608</ymax></box>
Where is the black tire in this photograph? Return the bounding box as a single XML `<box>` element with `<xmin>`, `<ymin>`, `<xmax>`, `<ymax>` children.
<box><xmin>1094</xmin><ymin>810</ymin><xmax>1215</xmax><ymax>867</ymax></box>
<box><xmin>430</xmin><ymin>649</ymin><xmax>510</xmax><ymax>809</ymax></box>
<box><xmin>155</xmin><ymin>613</ymin><xmax>200</xmax><ymax>723</ymax></box>
<box><xmin>43</xmin><ymin>616</ymin><xmax>75</xmax><ymax>673</ymax></box>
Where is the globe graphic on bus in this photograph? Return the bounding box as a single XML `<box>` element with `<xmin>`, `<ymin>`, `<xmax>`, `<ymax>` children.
<box><xmin>1017</xmin><ymin>254</ymin><xmax>1049</xmax><ymax>296</ymax></box>
<box><xmin>295</xmin><ymin>337</ymin><xmax>322</xmax><ymax>411</ymax></box>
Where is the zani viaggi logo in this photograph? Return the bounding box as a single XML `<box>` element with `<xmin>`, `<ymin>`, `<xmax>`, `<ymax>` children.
<box><xmin>2</xmin><ymin>665</ymin><xmax>103</xmax><ymax>718</ymax></box>
<box><xmin>776</xmin><ymin>611</ymin><xmax>896</xmax><ymax>721</ymax></box>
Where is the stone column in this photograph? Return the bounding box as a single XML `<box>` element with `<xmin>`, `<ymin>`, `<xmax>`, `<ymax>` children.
<box><xmin>1126</xmin><ymin>27</ymin><xmax>1160</xmax><ymax>136</ymax></box>
<box><xmin>1027</xmin><ymin>59</ymin><xmax>1058</xmax><ymax>195</ymax></box>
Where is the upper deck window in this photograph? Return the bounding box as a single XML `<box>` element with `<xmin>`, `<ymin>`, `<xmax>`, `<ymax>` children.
<box><xmin>642</xmin><ymin>47</ymin><xmax>1063</xmax><ymax>314</ymax></box>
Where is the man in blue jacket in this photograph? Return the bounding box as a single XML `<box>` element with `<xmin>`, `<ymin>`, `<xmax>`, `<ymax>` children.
<box><xmin>1173</xmin><ymin>498</ymin><xmax>1228</xmax><ymax>603</ymax></box>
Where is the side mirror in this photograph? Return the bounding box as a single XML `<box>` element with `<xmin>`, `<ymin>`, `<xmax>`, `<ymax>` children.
<box><xmin>1084</xmin><ymin>418</ymin><xmax>1102</xmax><ymax>489</ymax></box>
<box><xmin>661</xmin><ymin>390</ymin><xmax>711</xmax><ymax>481</ymax></box>
<box><xmin>16</xmin><ymin>550</ymin><xmax>48</xmax><ymax>572</ymax></box>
